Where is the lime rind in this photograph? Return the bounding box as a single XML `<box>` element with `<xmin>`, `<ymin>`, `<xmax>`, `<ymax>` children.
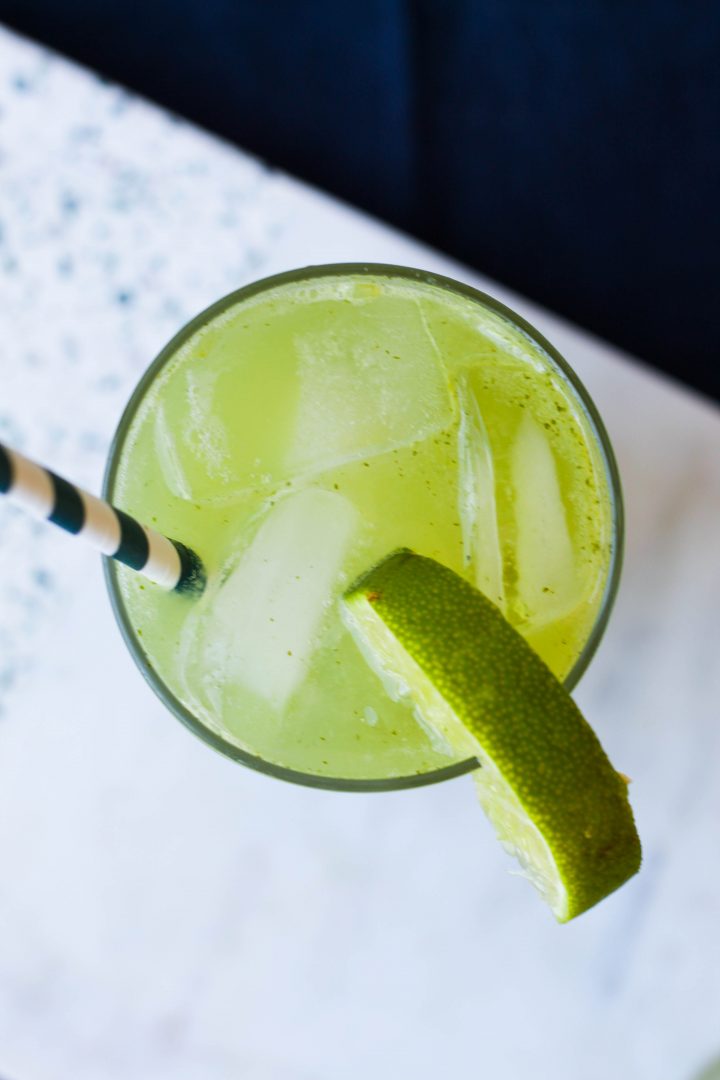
<box><xmin>343</xmin><ymin>550</ymin><xmax>641</xmax><ymax>922</ymax></box>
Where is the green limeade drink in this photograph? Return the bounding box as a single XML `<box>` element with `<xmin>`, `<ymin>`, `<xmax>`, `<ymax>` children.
<box><xmin>106</xmin><ymin>265</ymin><xmax>620</xmax><ymax>789</ymax></box>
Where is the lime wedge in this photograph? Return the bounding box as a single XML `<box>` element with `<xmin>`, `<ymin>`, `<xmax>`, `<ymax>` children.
<box><xmin>342</xmin><ymin>550</ymin><xmax>641</xmax><ymax>922</ymax></box>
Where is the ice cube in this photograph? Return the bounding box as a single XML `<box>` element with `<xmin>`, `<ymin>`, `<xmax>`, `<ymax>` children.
<box><xmin>154</xmin><ymin>400</ymin><xmax>192</xmax><ymax>501</ymax></box>
<box><xmin>511</xmin><ymin>414</ymin><xmax>577</xmax><ymax>628</ymax></box>
<box><xmin>184</xmin><ymin>365</ymin><xmax>233</xmax><ymax>480</ymax></box>
<box><xmin>456</xmin><ymin>373</ymin><xmax>505</xmax><ymax>609</ymax></box>
<box><xmin>151</xmin><ymin>363</ymin><xmax>239</xmax><ymax>503</ymax></box>
<box><xmin>150</xmin><ymin>324</ymin><xmax>299</xmax><ymax>503</ymax></box>
<box><xmin>182</xmin><ymin>488</ymin><xmax>358</xmax><ymax>713</ymax></box>
<box><xmin>285</xmin><ymin>295</ymin><xmax>455</xmax><ymax>478</ymax></box>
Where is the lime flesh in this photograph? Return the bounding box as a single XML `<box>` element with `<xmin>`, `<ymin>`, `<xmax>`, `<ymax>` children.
<box><xmin>342</xmin><ymin>550</ymin><xmax>641</xmax><ymax>921</ymax></box>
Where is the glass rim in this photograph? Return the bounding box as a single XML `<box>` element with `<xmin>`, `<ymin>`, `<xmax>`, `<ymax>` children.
<box><xmin>103</xmin><ymin>262</ymin><xmax>624</xmax><ymax>793</ymax></box>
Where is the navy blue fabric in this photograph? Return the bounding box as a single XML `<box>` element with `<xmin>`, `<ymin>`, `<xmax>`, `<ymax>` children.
<box><xmin>2</xmin><ymin>0</ymin><xmax>718</xmax><ymax>399</ymax></box>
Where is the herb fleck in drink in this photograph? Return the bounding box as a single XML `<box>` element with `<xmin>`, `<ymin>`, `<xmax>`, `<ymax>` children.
<box><xmin>107</xmin><ymin>266</ymin><xmax>618</xmax><ymax>787</ymax></box>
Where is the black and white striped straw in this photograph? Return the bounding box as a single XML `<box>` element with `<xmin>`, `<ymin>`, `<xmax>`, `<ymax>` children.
<box><xmin>0</xmin><ymin>441</ymin><xmax>205</xmax><ymax>595</ymax></box>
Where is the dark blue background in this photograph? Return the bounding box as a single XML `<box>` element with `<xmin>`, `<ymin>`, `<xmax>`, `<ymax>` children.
<box><xmin>2</xmin><ymin>0</ymin><xmax>718</xmax><ymax>400</ymax></box>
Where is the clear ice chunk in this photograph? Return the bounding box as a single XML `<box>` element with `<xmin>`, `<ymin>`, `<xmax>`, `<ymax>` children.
<box><xmin>456</xmin><ymin>373</ymin><xmax>505</xmax><ymax>609</ymax></box>
<box><xmin>511</xmin><ymin>414</ymin><xmax>577</xmax><ymax>628</ymax></box>
<box><xmin>285</xmin><ymin>296</ymin><xmax>455</xmax><ymax>478</ymax></box>
<box><xmin>182</xmin><ymin>489</ymin><xmax>358</xmax><ymax>713</ymax></box>
<box><xmin>151</xmin><ymin>347</ymin><xmax>298</xmax><ymax>504</ymax></box>
<box><xmin>154</xmin><ymin>400</ymin><xmax>192</xmax><ymax>501</ymax></box>
<box><xmin>152</xmin><ymin>295</ymin><xmax>454</xmax><ymax>502</ymax></box>
<box><xmin>151</xmin><ymin>364</ymin><xmax>239</xmax><ymax>502</ymax></box>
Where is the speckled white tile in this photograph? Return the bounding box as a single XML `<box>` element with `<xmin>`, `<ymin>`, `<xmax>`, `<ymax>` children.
<box><xmin>1</xmin><ymin>23</ymin><xmax>720</xmax><ymax>1080</ymax></box>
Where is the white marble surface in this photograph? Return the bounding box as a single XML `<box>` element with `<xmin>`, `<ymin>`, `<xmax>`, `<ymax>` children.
<box><xmin>1</xmin><ymin>24</ymin><xmax>719</xmax><ymax>1080</ymax></box>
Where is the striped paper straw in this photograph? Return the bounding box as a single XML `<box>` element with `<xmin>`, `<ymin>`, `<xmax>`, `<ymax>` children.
<box><xmin>0</xmin><ymin>441</ymin><xmax>205</xmax><ymax>594</ymax></box>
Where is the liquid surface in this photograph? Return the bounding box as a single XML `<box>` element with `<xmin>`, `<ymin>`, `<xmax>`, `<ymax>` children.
<box><xmin>111</xmin><ymin>272</ymin><xmax>614</xmax><ymax>782</ymax></box>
